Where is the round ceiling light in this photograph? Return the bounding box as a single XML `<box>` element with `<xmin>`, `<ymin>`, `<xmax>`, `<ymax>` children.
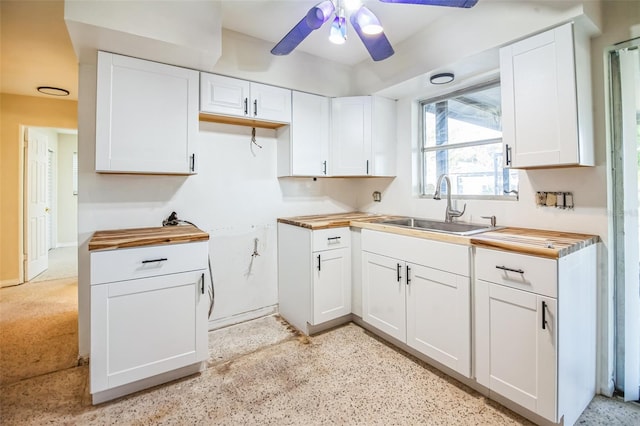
<box><xmin>429</xmin><ymin>73</ymin><xmax>455</xmax><ymax>85</ymax></box>
<box><xmin>37</xmin><ymin>86</ymin><xmax>70</xmax><ymax>96</ymax></box>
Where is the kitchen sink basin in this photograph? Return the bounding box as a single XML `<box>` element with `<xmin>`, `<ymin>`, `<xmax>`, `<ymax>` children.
<box><xmin>380</xmin><ymin>217</ymin><xmax>501</xmax><ymax>236</ymax></box>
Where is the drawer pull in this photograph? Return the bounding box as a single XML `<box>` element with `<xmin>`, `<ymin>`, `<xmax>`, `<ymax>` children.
<box><xmin>327</xmin><ymin>236</ymin><xmax>341</xmax><ymax>242</ymax></box>
<box><xmin>141</xmin><ymin>258</ymin><xmax>168</xmax><ymax>264</ymax></box>
<box><xmin>495</xmin><ymin>265</ymin><xmax>524</xmax><ymax>274</ymax></box>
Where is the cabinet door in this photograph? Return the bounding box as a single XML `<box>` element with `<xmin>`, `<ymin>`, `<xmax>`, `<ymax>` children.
<box><xmin>91</xmin><ymin>270</ymin><xmax>208</xmax><ymax>393</ymax></box>
<box><xmin>96</xmin><ymin>52</ymin><xmax>199</xmax><ymax>174</ymax></box>
<box><xmin>331</xmin><ymin>96</ymin><xmax>372</xmax><ymax>176</ymax></box>
<box><xmin>200</xmin><ymin>72</ymin><xmax>250</xmax><ymax>117</ymax></box>
<box><xmin>250</xmin><ymin>82</ymin><xmax>292</xmax><ymax>123</ymax></box>
<box><xmin>291</xmin><ymin>91</ymin><xmax>330</xmax><ymax>176</ymax></box>
<box><xmin>406</xmin><ymin>263</ymin><xmax>470</xmax><ymax>377</ymax></box>
<box><xmin>476</xmin><ymin>280</ymin><xmax>557</xmax><ymax>422</ymax></box>
<box><xmin>362</xmin><ymin>252</ymin><xmax>406</xmax><ymax>341</ymax></box>
<box><xmin>501</xmin><ymin>23</ymin><xmax>578</xmax><ymax>168</ymax></box>
<box><xmin>312</xmin><ymin>247</ymin><xmax>351</xmax><ymax>325</ymax></box>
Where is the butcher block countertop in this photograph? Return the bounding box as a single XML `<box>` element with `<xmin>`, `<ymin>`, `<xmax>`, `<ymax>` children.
<box><xmin>277</xmin><ymin>212</ymin><xmax>402</xmax><ymax>230</ymax></box>
<box><xmin>278</xmin><ymin>212</ymin><xmax>599</xmax><ymax>258</ymax></box>
<box><xmin>469</xmin><ymin>227</ymin><xmax>599</xmax><ymax>259</ymax></box>
<box><xmin>88</xmin><ymin>225</ymin><xmax>209</xmax><ymax>251</ymax></box>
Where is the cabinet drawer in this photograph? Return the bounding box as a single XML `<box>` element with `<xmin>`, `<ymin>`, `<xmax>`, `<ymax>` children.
<box><xmin>312</xmin><ymin>227</ymin><xmax>351</xmax><ymax>251</ymax></box>
<box><xmin>91</xmin><ymin>241</ymin><xmax>208</xmax><ymax>285</ymax></box>
<box><xmin>475</xmin><ymin>248</ymin><xmax>557</xmax><ymax>298</ymax></box>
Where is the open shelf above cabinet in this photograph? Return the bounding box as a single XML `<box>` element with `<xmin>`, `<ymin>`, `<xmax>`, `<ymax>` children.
<box><xmin>198</xmin><ymin>112</ymin><xmax>287</xmax><ymax>130</ymax></box>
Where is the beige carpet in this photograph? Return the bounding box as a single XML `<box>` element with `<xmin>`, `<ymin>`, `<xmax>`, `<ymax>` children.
<box><xmin>31</xmin><ymin>246</ymin><xmax>78</xmax><ymax>282</ymax></box>
<box><xmin>0</xmin><ymin>277</ymin><xmax>78</xmax><ymax>386</ymax></box>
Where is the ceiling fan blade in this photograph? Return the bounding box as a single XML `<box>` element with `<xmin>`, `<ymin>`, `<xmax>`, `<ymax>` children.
<box><xmin>271</xmin><ymin>1</ymin><xmax>335</xmax><ymax>56</ymax></box>
<box><xmin>379</xmin><ymin>0</ymin><xmax>478</xmax><ymax>8</ymax></box>
<box><xmin>350</xmin><ymin>8</ymin><xmax>395</xmax><ymax>62</ymax></box>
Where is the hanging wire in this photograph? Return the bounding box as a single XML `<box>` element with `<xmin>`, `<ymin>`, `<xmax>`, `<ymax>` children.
<box><xmin>251</xmin><ymin>127</ymin><xmax>262</xmax><ymax>149</ymax></box>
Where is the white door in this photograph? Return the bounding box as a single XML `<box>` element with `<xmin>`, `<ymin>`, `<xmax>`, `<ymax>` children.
<box><xmin>25</xmin><ymin>128</ymin><xmax>49</xmax><ymax>281</ymax></box>
<box><xmin>200</xmin><ymin>72</ymin><xmax>250</xmax><ymax>117</ymax></box>
<box><xmin>331</xmin><ymin>97</ymin><xmax>372</xmax><ymax>176</ymax></box>
<box><xmin>362</xmin><ymin>251</ymin><xmax>406</xmax><ymax>341</ymax></box>
<box><xmin>291</xmin><ymin>91</ymin><xmax>330</xmax><ymax>176</ymax></box>
<box><xmin>476</xmin><ymin>280</ymin><xmax>557</xmax><ymax>422</ymax></box>
<box><xmin>250</xmin><ymin>82</ymin><xmax>291</xmax><ymax>123</ymax></box>
<box><xmin>501</xmin><ymin>23</ymin><xmax>578</xmax><ymax>168</ymax></box>
<box><xmin>95</xmin><ymin>51</ymin><xmax>199</xmax><ymax>174</ymax></box>
<box><xmin>312</xmin><ymin>247</ymin><xmax>351</xmax><ymax>325</ymax></box>
<box><xmin>90</xmin><ymin>270</ymin><xmax>207</xmax><ymax>392</ymax></box>
<box><xmin>406</xmin><ymin>263</ymin><xmax>470</xmax><ymax>377</ymax></box>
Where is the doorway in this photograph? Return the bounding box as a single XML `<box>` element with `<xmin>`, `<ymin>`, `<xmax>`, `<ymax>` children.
<box><xmin>23</xmin><ymin>126</ymin><xmax>78</xmax><ymax>283</ymax></box>
<box><xmin>609</xmin><ymin>37</ymin><xmax>640</xmax><ymax>401</ymax></box>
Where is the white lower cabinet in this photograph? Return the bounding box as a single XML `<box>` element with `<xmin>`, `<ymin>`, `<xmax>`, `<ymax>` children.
<box><xmin>361</xmin><ymin>229</ymin><xmax>471</xmax><ymax>378</ymax></box>
<box><xmin>90</xmin><ymin>241</ymin><xmax>209</xmax><ymax>404</ymax></box>
<box><xmin>475</xmin><ymin>245</ymin><xmax>597</xmax><ymax>425</ymax></box>
<box><xmin>278</xmin><ymin>223</ymin><xmax>351</xmax><ymax>334</ymax></box>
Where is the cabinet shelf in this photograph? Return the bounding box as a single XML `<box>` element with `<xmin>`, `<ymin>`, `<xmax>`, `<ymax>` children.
<box><xmin>198</xmin><ymin>112</ymin><xmax>288</xmax><ymax>130</ymax></box>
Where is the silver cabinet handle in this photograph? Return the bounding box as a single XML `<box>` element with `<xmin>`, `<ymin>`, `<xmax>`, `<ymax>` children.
<box><xmin>244</xmin><ymin>98</ymin><xmax>248</xmax><ymax>115</ymax></box>
<box><xmin>495</xmin><ymin>265</ymin><xmax>524</xmax><ymax>274</ymax></box>
<box><xmin>253</xmin><ymin>99</ymin><xmax>258</xmax><ymax>116</ymax></box>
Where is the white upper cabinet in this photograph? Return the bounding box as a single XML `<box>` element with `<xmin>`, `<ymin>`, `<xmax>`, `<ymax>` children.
<box><xmin>500</xmin><ymin>22</ymin><xmax>593</xmax><ymax>168</ymax></box>
<box><xmin>278</xmin><ymin>91</ymin><xmax>330</xmax><ymax>177</ymax></box>
<box><xmin>95</xmin><ymin>51</ymin><xmax>199</xmax><ymax>174</ymax></box>
<box><xmin>331</xmin><ymin>96</ymin><xmax>396</xmax><ymax>176</ymax></box>
<box><xmin>200</xmin><ymin>72</ymin><xmax>291</xmax><ymax>124</ymax></box>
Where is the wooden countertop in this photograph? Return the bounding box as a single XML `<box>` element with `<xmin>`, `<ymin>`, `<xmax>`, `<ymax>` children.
<box><xmin>470</xmin><ymin>227</ymin><xmax>599</xmax><ymax>259</ymax></box>
<box><xmin>89</xmin><ymin>225</ymin><xmax>209</xmax><ymax>251</ymax></box>
<box><xmin>277</xmin><ymin>212</ymin><xmax>401</xmax><ymax>230</ymax></box>
<box><xmin>278</xmin><ymin>212</ymin><xmax>599</xmax><ymax>258</ymax></box>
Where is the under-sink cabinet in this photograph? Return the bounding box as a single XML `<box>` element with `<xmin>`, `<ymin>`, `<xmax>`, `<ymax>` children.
<box><xmin>90</xmin><ymin>239</ymin><xmax>209</xmax><ymax>404</ymax></box>
<box><xmin>200</xmin><ymin>72</ymin><xmax>292</xmax><ymax>124</ymax></box>
<box><xmin>474</xmin><ymin>245</ymin><xmax>597</xmax><ymax>425</ymax></box>
<box><xmin>361</xmin><ymin>229</ymin><xmax>471</xmax><ymax>377</ymax></box>
<box><xmin>277</xmin><ymin>223</ymin><xmax>351</xmax><ymax>334</ymax></box>
<box><xmin>95</xmin><ymin>51</ymin><xmax>199</xmax><ymax>174</ymax></box>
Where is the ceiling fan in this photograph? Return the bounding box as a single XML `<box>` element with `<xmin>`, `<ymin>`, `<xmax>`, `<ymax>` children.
<box><xmin>271</xmin><ymin>0</ymin><xmax>479</xmax><ymax>62</ymax></box>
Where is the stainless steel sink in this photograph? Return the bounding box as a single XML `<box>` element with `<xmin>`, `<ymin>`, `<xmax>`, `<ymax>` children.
<box><xmin>380</xmin><ymin>217</ymin><xmax>501</xmax><ymax>236</ymax></box>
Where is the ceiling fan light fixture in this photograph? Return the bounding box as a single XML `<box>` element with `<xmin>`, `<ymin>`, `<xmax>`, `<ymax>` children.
<box><xmin>353</xmin><ymin>6</ymin><xmax>384</xmax><ymax>35</ymax></box>
<box><xmin>430</xmin><ymin>72</ymin><xmax>455</xmax><ymax>84</ymax></box>
<box><xmin>329</xmin><ymin>15</ymin><xmax>347</xmax><ymax>44</ymax></box>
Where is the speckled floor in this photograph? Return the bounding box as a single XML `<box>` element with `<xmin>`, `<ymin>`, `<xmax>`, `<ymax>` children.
<box><xmin>2</xmin><ymin>308</ymin><xmax>640</xmax><ymax>425</ymax></box>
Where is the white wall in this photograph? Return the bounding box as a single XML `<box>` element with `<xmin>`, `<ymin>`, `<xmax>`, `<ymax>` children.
<box><xmin>57</xmin><ymin>133</ymin><xmax>77</xmax><ymax>246</ymax></box>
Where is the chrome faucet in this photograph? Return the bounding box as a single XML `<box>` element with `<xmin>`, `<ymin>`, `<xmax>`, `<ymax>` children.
<box><xmin>433</xmin><ymin>174</ymin><xmax>466</xmax><ymax>223</ymax></box>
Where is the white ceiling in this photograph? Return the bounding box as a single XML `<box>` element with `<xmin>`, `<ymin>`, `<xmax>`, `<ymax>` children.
<box><xmin>0</xmin><ymin>0</ymin><xmax>476</xmax><ymax>102</ymax></box>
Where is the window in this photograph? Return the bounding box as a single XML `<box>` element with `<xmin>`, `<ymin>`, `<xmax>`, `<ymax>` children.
<box><xmin>420</xmin><ymin>81</ymin><xmax>518</xmax><ymax>199</ymax></box>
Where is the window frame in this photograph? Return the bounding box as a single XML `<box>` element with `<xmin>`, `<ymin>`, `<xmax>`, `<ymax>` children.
<box><xmin>418</xmin><ymin>79</ymin><xmax>517</xmax><ymax>201</ymax></box>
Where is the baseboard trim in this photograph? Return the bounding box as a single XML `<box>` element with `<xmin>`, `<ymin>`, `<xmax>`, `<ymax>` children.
<box><xmin>0</xmin><ymin>279</ymin><xmax>21</xmax><ymax>288</ymax></box>
<box><xmin>207</xmin><ymin>305</ymin><xmax>278</xmax><ymax>331</ymax></box>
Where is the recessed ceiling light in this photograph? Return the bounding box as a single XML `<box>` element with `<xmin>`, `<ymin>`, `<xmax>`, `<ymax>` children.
<box><xmin>429</xmin><ymin>73</ymin><xmax>455</xmax><ymax>85</ymax></box>
<box><xmin>37</xmin><ymin>86</ymin><xmax>70</xmax><ymax>96</ymax></box>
